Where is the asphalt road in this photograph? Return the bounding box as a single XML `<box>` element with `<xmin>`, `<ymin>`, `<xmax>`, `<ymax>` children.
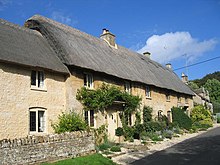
<box><xmin>131</xmin><ymin>127</ymin><xmax>220</xmax><ymax>165</ymax></box>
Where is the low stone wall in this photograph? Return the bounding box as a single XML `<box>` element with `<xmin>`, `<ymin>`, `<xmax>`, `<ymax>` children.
<box><xmin>0</xmin><ymin>131</ymin><xmax>95</xmax><ymax>165</ymax></box>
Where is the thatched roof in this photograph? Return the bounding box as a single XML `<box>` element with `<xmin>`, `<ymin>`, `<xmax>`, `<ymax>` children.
<box><xmin>0</xmin><ymin>18</ymin><xmax>68</xmax><ymax>74</ymax></box>
<box><xmin>26</xmin><ymin>15</ymin><xmax>194</xmax><ymax>95</ymax></box>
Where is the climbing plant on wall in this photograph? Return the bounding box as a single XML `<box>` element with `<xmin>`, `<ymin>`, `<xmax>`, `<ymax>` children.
<box><xmin>76</xmin><ymin>83</ymin><xmax>141</xmax><ymax>126</ymax></box>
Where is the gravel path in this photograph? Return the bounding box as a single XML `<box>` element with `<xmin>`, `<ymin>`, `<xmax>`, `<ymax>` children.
<box><xmin>112</xmin><ymin>124</ymin><xmax>220</xmax><ymax>165</ymax></box>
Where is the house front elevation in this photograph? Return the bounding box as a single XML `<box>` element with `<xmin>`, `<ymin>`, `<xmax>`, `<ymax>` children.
<box><xmin>0</xmin><ymin>15</ymin><xmax>194</xmax><ymax>140</ymax></box>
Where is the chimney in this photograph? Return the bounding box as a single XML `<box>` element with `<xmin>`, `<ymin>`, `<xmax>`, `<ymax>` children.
<box><xmin>181</xmin><ymin>73</ymin><xmax>188</xmax><ymax>84</ymax></box>
<box><xmin>143</xmin><ymin>52</ymin><xmax>151</xmax><ymax>58</ymax></box>
<box><xmin>100</xmin><ymin>28</ymin><xmax>117</xmax><ymax>48</ymax></box>
<box><xmin>166</xmin><ymin>63</ymin><xmax>172</xmax><ymax>69</ymax></box>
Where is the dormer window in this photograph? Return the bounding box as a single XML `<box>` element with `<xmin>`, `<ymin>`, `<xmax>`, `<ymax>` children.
<box><xmin>31</xmin><ymin>70</ymin><xmax>44</xmax><ymax>88</ymax></box>
<box><xmin>84</xmin><ymin>73</ymin><xmax>93</xmax><ymax>89</ymax></box>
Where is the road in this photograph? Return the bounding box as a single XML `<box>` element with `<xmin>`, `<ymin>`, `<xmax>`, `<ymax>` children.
<box><xmin>131</xmin><ymin>127</ymin><xmax>220</xmax><ymax>165</ymax></box>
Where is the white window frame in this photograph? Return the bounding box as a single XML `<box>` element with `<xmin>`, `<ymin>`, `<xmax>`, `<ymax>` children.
<box><xmin>84</xmin><ymin>73</ymin><xmax>93</xmax><ymax>89</ymax></box>
<box><xmin>31</xmin><ymin>70</ymin><xmax>45</xmax><ymax>89</ymax></box>
<box><xmin>124</xmin><ymin>81</ymin><xmax>131</xmax><ymax>94</ymax></box>
<box><xmin>146</xmin><ymin>85</ymin><xmax>151</xmax><ymax>98</ymax></box>
<box><xmin>29</xmin><ymin>108</ymin><xmax>46</xmax><ymax>133</ymax></box>
<box><xmin>84</xmin><ymin>110</ymin><xmax>95</xmax><ymax>127</ymax></box>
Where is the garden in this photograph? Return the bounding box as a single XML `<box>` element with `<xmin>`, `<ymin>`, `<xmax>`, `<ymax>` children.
<box><xmin>48</xmin><ymin>83</ymin><xmax>214</xmax><ymax>164</ymax></box>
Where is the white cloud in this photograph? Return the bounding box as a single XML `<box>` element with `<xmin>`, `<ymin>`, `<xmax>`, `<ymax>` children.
<box><xmin>51</xmin><ymin>11</ymin><xmax>77</xmax><ymax>26</ymax></box>
<box><xmin>0</xmin><ymin>0</ymin><xmax>11</xmax><ymax>11</ymax></box>
<box><xmin>138</xmin><ymin>32</ymin><xmax>217</xmax><ymax>64</ymax></box>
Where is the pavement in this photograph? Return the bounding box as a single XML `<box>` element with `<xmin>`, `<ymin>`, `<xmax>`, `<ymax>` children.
<box><xmin>112</xmin><ymin>124</ymin><xmax>220</xmax><ymax>165</ymax></box>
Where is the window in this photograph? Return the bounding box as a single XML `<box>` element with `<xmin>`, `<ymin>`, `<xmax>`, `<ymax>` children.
<box><xmin>146</xmin><ymin>86</ymin><xmax>151</xmax><ymax>98</ymax></box>
<box><xmin>29</xmin><ymin>108</ymin><xmax>46</xmax><ymax>132</ymax></box>
<box><xmin>85</xmin><ymin>110</ymin><xmax>94</xmax><ymax>127</ymax></box>
<box><xmin>185</xmin><ymin>97</ymin><xmax>188</xmax><ymax>104</ymax></box>
<box><xmin>158</xmin><ymin>110</ymin><xmax>163</xmax><ymax>121</ymax></box>
<box><xmin>124</xmin><ymin>81</ymin><xmax>131</xmax><ymax>94</ymax></box>
<box><xmin>177</xmin><ymin>95</ymin><xmax>181</xmax><ymax>103</ymax></box>
<box><xmin>166</xmin><ymin>94</ymin><xmax>170</xmax><ymax>101</ymax></box>
<box><xmin>31</xmin><ymin>70</ymin><xmax>44</xmax><ymax>88</ymax></box>
<box><xmin>84</xmin><ymin>73</ymin><xmax>93</xmax><ymax>89</ymax></box>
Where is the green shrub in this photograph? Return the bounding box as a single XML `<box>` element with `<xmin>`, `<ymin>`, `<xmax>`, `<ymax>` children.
<box><xmin>162</xmin><ymin>130</ymin><xmax>173</xmax><ymax>139</ymax></box>
<box><xmin>123</xmin><ymin>126</ymin><xmax>134</xmax><ymax>141</ymax></box>
<box><xmin>143</xmin><ymin>106</ymin><xmax>153</xmax><ymax>124</ymax></box>
<box><xmin>191</xmin><ymin>105</ymin><xmax>212</xmax><ymax>123</ymax></box>
<box><xmin>172</xmin><ymin>107</ymin><xmax>192</xmax><ymax>130</ymax></box>
<box><xmin>51</xmin><ymin>112</ymin><xmax>87</xmax><ymax>133</ymax></box>
<box><xmin>133</xmin><ymin>124</ymin><xmax>145</xmax><ymax>139</ymax></box>
<box><xmin>146</xmin><ymin>132</ymin><xmax>163</xmax><ymax>141</ymax></box>
<box><xmin>217</xmin><ymin>113</ymin><xmax>220</xmax><ymax>123</ymax></box>
<box><xmin>115</xmin><ymin>127</ymin><xmax>124</xmax><ymax>137</ymax></box>
<box><xmin>98</xmin><ymin>143</ymin><xmax>111</xmax><ymax>151</ymax></box>
<box><xmin>110</xmin><ymin>146</ymin><xmax>121</xmax><ymax>152</ymax></box>
<box><xmin>144</xmin><ymin>121</ymin><xmax>166</xmax><ymax>132</ymax></box>
<box><xmin>140</xmin><ymin>131</ymin><xmax>150</xmax><ymax>141</ymax></box>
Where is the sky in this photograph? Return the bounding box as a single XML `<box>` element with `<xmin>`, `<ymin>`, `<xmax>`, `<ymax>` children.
<box><xmin>0</xmin><ymin>0</ymin><xmax>220</xmax><ymax>80</ymax></box>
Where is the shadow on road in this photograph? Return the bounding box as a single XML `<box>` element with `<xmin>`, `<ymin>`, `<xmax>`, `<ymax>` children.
<box><xmin>131</xmin><ymin>127</ymin><xmax>220</xmax><ymax>165</ymax></box>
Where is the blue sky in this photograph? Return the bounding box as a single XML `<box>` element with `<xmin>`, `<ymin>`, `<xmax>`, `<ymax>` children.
<box><xmin>1</xmin><ymin>0</ymin><xmax>220</xmax><ymax>80</ymax></box>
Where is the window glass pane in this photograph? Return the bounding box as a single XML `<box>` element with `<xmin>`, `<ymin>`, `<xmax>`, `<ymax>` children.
<box><xmin>146</xmin><ymin>86</ymin><xmax>151</xmax><ymax>97</ymax></box>
<box><xmin>90</xmin><ymin>110</ymin><xmax>94</xmax><ymax>127</ymax></box>
<box><xmin>88</xmin><ymin>75</ymin><xmax>93</xmax><ymax>88</ymax></box>
<box><xmin>31</xmin><ymin>71</ymin><xmax>36</xmax><ymax>86</ymax></box>
<box><xmin>38</xmin><ymin>71</ymin><xmax>44</xmax><ymax>88</ymax></box>
<box><xmin>84</xmin><ymin>111</ymin><xmax>89</xmax><ymax>125</ymax></box>
<box><xmin>30</xmin><ymin>111</ymin><xmax>36</xmax><ymax>131</ymax></box>
<box><xmin>84</xmin><ymin>74</ymin><xmax>87</xmax><ymax>87</ymax></box>
<box><xmin>38</xmin><ymin>111</ymin><xmax>45</xmax><ymax>132</ymax></box>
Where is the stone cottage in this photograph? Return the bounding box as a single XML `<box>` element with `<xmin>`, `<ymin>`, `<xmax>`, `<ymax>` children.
<box><xmin>0</xmin><ymin>15</ymin><xmax>194</xmax><ymax>140</ymax></box>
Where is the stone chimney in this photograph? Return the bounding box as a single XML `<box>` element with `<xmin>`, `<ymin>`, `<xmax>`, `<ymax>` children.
<box><xmin>181</xmin><ymin>73</ymin><xmax>188</xmax><ymax>84</ymax></box>
<box><xmin>166</xmin><ymin>63</ymin><xmax>172</xmax><ymax>69</ymax></box>
<box><xmin>143</xmin><ymin>52</ymin><xmax>151</xmax><ymax>58</ymax></box>
<box><xmin>100</xmin><ymin>28</ymin><xmax>117</xmax><ymax>48</ymax></box>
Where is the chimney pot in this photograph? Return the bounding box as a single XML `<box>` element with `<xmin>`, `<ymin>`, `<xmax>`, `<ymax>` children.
<box><xmin>166</xmin><ymin>63</ymin><xmax>172</xmax><ymax>69</ymax></box>
<box><xmin>181</xmin><ymin>73</ymin><xmax>188</xmax><ymax>84</ymax></box>
<box><xmin>143</xmin><ymin>52</ymin><xmax>151</xmax><ymax>58</ymax></box>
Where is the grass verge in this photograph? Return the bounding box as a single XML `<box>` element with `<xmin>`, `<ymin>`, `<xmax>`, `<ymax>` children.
<box><xmin>42</xmin><ymin>153</ymin><xmax>117</xmax><ymax>165</ymax></box>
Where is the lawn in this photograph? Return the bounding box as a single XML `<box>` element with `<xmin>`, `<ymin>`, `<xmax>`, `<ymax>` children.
<box><xmin>42</xmin><ymin>153</ymin><xmax>117</xmax><ymax>165</ymax></box>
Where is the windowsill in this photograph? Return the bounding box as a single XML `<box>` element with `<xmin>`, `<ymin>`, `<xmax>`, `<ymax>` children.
<box><xmin>146</xmin><ymin>96</ymin><xmax>152</xmax><ymax>100</ymax></box>
<box><xmin>31</xmin><ymin>86</ymin><xmax>47</xmax><ymax>92</ymax></box>
<box><xmin>29</xmin><ymin>132</ymin><xmax>47</xmax><ymax>136</ymax></box>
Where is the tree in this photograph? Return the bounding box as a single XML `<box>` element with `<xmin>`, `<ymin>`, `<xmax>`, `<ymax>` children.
<box><xmin>204</xmin><ymin>79</ymin><xmax>220</xmax><ymax>103</ymax></box>
<box><xmin>188</xmin><ymin>81</ymin><xmax>199</xmax><ymax>90</ymax></box>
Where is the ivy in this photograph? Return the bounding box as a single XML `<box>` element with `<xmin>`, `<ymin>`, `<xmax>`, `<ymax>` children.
<box><xmin>76</xmin><ymin>83</ymin><xmax>141</xmax><ymax>126</ymax></box>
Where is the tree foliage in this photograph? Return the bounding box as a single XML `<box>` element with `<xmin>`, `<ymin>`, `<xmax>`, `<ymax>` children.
<box><xmin>187</xmin><ymin>81</ymin><xmax>199</xmax><ymax>90</ymax></box>
<box><xmin>204</xmin><ymin>79</ymin><xmax>220</xmax><ymax>103</ymax></box>
<box><xmin>193</xmin><ymin>71</ymin><xmax>220</xmax><ymax>87</ymax></box>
